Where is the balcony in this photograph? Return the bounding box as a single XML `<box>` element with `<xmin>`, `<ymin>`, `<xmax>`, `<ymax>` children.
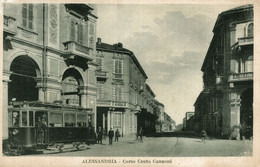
<box><xmin>97</xmin><ymin>100</ymin><xmax>127</xmax><ymax>108</ymax></box>
<box><xmin>238</xmin><ymin>37</ymin><xmax>253</xmax><ymax>46</ymax></box>
<box><xmin>96</xmin><ymin>70</ymin><xmax>108</xmax><ymax>80</ymax></box>
<box><xmin>228</xmin><ymin>72</ymin><xmax>253</xmax><ymax>82</ymax></box>
<box><xmin>63</xmin><ymin>41</ymin><xmax>93</xmax><ymax>60</ymax></box>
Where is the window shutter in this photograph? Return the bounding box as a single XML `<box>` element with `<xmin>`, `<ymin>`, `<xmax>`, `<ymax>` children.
<box><xmin>121</xmin><ymin>60</ymin><xmax>123</xmax><ymax>75</ymax></box>
<box><xmin>28</xmin><ymin>4</ymin><xmax>33</xmax><ymax>29</ymax></box>
<box><xmin>78</xmin><ymin>24</ymin><xmax>83</xmax><ymax>44</ymax></box>
<box><xmin>22</xmin><ymin>4</ymin><xmax>27</xmax><ymax>28</ymax></box>
<box><xmin>113</xmin><ymin>60</ymin><xmax>115</xmax><ymax>73</ymax></box>
<box><xmin>121</xmin><ymin>88</ymin><xmax>124</xmax><ymax>101</ymax></box>
<box><xmin>70</xmin><ymin>20</ymin><xmax>75</xmax><ymax>41</ymax></box>
<box><xmin>112</xmin><ymin>87</ymin><xmax>115</xmax><ymax>101</ymax></box>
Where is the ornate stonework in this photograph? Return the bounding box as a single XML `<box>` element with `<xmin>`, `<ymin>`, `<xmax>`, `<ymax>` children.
<box><xmin>49</xmin><ymin>4</ymin><xmax>58</xmax><ymax>44</ymax></box>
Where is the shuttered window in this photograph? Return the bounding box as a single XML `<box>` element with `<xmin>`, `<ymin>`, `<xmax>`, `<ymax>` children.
<box><xmin>22</xmin><ymin>4</ymin><xmax>33</xmax><ymax>29</ymax></box>
<box><xmin>70</xmin><ymin>20</ymin><xmax>84</xmax><ymax>44</ymax></box>
<box><xmin>70</xmin><ymin>20</ymin><xmax>76</xmax><ymax>41</ymax></box>
<box><xmin>78</xmin><ymin>24</ymin><xmax>83</xmax><ymax>44</ymax></box>
<box><xmin>114</xmin><ymin>86</ymin><xmax>123</xmax><ymax>101</ymax></box>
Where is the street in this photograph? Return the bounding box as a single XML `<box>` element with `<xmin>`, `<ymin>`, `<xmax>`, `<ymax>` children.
<box><xmin>35</xmin><ymin>135</ymin><xmax>252</xmax><ymax>157</ymax></box>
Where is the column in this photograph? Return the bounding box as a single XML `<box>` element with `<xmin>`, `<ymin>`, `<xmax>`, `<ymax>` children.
<box><xmin>2</xmin><ymin>79</ymin><xmax>10</xmax><ymax>140</ymax></box>
<box><xmin>107</xmin><ymin>110</ymin><xmax>111</xmax><ymax>130</ymax></box>
<box><xmin>123</xmin><ymin>112</ymin><xmax>125</xmax><ymax>137</ymax></box>
<box><xmin>81</xmin><ymin>94</ymin><xmax>87</xmax><ymax>108</ymax></box>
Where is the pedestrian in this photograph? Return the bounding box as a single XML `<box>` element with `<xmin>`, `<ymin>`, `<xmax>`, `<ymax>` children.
<box><xmin>108</xmin><ymin>127</ymin><xmax>114</xmax><ymax>145</ymax></box>
<box><xmin>115</xmin><ymin>129</ymin><xmax>120</xmax><ymax>142</ymax></box>
<box><xmin>201</xmin><ymin>130</ymin><xmax>207</xmax><ymax>144</ymax></box>
<box><xmin>103</xmin><ymin>128</ymin><xmax>107</xmax><ymax>140</ymax></box>
<box><xmin>97</xmin><ymin>127</ymin><xmax>103</xmax><ymax>144</ymax></box>
<box><xmin>36</xmin><ymin>117</ymin><xmax>46</xmax><ymax>144</ymax></box>
<box><xmin>139</xmin><ymin>127</ymin><xmax>144</xmax><ymax>143</ymax></box>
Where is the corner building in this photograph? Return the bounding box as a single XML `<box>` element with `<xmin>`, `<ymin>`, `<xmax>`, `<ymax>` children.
<box><xmin>194</xmin><ymin>5</ymin><xmax>253</xmax><ymax>138</ymax></box>
<box><xmin>96</xmin><ymin>38</ymin><xmax>159</xmax><ymax>136</ymax></box>
<box><xmin>3</xmin><ymin>4</ymin><xmax>98</xmax><ymax>140</ymax></box>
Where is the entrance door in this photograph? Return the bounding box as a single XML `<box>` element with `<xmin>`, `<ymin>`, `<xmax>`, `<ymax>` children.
<box><xmin>240</xmin><ymin>88</ymin><xmax>253</xmax><ymax>138</ymax></box>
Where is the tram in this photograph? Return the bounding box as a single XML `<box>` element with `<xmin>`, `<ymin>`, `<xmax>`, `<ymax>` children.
<box><xmin>4</xmin><ymin>101</ymin><xmax>96</xmax><ymax>155</ymax></box>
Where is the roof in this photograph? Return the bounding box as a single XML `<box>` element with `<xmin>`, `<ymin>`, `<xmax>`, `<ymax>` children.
<box><xmin>96</xmin><ymin>41</ymin><xmax>148</xmax><ymax>79</ymax></box>
<box><xmin>213</xmin><ymin>4</ymin><xmax>253</xmax><ymax>32</ymax></box>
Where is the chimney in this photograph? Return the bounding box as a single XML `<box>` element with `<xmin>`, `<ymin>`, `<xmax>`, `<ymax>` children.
<box><xmin>97</xmin><ymin>38</ymin><xmax>101</xmax><ymax>45</ymax></box>
<box><xmin>118</xmin><ymin>42</ymin><xmax>123</xmax><ymax>48</ymax></box>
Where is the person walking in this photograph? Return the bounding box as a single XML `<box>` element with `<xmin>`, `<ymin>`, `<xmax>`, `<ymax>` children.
<box><xmin>115</xmin><ymin>129</ymin><xmax>120</xmax><ymax>142</ymax></box>
<box><xmin>201</xmin><ymin>130</ymin><xmax>207</xmax><ymax>144</ymax></box>
<box><xmin>97</xmin><ymin>127</ymin><xmax>103</xmax><ymax>144</ymax></box>
<box><xmin>139</xmin><ymin>127</ymin><xmax>144</xmax><ymax>143</ymax></box>
<box><xmin>108</xmin><ymin>128</ymin><xmax>114</xmax><ymax>145</ymax></box>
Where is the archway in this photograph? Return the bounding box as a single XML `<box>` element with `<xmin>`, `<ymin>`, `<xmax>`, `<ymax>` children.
<box><xmin>240</xmin><ymin>88</ymin><xmax>253</xmax><ymax>138</ymax></box>
<box><xmin>61</xmin><ymin>68</ymin><xmax>84</xmax><ymax>106</ymax></box>
<box><xmin>8</xmin><ymin>55</ymin><xmax>40</xmax><ymax>103</ymax></box>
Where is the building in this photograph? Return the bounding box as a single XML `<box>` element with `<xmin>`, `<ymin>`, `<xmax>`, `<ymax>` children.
<box><xmin>154</xmin><ymin>100</ymin><xmax>165</xmax><ymax>132</ymax></box>
<box><xmin>2</xmin><ymin>4</ymin><xmax>98</xmax><ymax>140</ymax></box>
<box><xmin>184</xmin><ymin>112</ymin><xmax>196</xmax><ymax>131</ymax></box>
<box><xmin>95</xmin><ymin>38</ymin><xmax>161</xmax><ymax>136</ymax></box>
<box><xmin>162</xmin><ymin>112</ymin><xmax>174</xmax><ymax>132</ymax></box>
<box><xmin>194</xmin><ymin>5</ymin><xmax>253</xmax><ymax>138</ymax></box>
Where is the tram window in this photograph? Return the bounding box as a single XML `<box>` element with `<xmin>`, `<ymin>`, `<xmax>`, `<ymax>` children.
<box><xmin>64</xmin><ymin>114</ymin><xmax>76</xmax><ymax>127</ymax></box>
<box><xmin>22</xmin><ymin>111</ymin><xmax>27</xmax><ymax>126</ymax></box>
<box><xmin>29</xmin><ymin>111</ymin><xmax>34</xmax><ymax>126</ymax></box>
<box><xmin>77</xmin><ymin>115</ymin><xmax>87</xmax><ymax>127</ymax></box>
<box><xmin>50</xmin><ymin>113</ymin><xmax>63</xmax><ymax>127</ymax></box>
<box><xmin>12</xmin><ymin>111</ymin><xmax>20</xmax><ymax>127</ymax></box>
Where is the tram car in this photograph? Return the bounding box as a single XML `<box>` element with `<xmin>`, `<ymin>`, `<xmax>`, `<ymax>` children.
<box><xmin>4</xmin><ymin>101</ymin><xmax>96</xmax><ymax>154</ymax></box>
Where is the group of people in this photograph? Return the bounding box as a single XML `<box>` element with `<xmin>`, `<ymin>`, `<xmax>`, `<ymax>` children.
<box><xmin>96</xmin><ymin>127</ymin><xmax>144</xmax><ymax>145</ymax></box>
<box><xmin>96</xmin><ymin>127</ymin><xmax>120</xmax><ymax>145</ymax></box>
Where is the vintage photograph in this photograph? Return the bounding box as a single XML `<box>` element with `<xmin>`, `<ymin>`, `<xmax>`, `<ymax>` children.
<box><xmin>1</xmin><ymin>2</ymin><xmax>256</xmax><ymax>161</ymax></box>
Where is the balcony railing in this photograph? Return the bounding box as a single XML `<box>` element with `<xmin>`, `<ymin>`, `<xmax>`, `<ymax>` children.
<box><xmin>228</xmin><ymin>72</ymin><xmax>253</xmax><ymax>82</ymax></box>
<box><xmin>97</xmin><ymin>100</ymin><xmax>127</xmax><ymax>108</ymax></box>
<box><xmin>113</xmin><ymin>73</ymin><xmax>123</xmax><ymax>80</ymax></box>
<box><xmin>96</xmin><ymin>70</ymin><xmax>108</xmax><ymax>79</ymax></box>
<box><xmin>238</xmin><ymin>37</ymin><xmax>253</xmax><ymax>46</ymax></box>
<box><xmin>63</xmin><ymin>41</ymin><xmax>92</xmax><ymax>55</ymax></box>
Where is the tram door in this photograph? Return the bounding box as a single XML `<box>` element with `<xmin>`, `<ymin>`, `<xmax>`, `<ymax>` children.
<box><xmin>35</xmin><ymin>111</ymin><xmax>48</xmax><ymax>144</ymax></box>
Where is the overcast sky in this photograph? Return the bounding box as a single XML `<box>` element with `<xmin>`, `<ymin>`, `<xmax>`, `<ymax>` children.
<box><xmin>96</xmin><ymin>4</ymin><xmax>240</xmax><ymax>125</ymax></box>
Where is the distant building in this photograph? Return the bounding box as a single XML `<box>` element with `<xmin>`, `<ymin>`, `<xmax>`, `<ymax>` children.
<box><xmin>194</xmin><ymin>5</ymin><xmax>253</xmax><ymax>138</ymax></box>
<box><xmin>95</xmin><ymin>38</ymin><xmax>161</xmax><ymax>136</ymax></box>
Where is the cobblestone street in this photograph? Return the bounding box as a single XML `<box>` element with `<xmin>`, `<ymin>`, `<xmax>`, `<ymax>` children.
<box><xmin>35</xmin><ymin>136</ymin><xmax>252</xmax><ymax>157</ymax></box>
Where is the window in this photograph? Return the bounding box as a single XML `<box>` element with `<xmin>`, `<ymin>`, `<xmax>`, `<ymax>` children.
<box><xmin>22</xmin><ymin>111</ymin><xmax>27</xmax><ymax>126</ymax></box>
<box><xmin>114</xmin><ymin>86</ymin><xmax>123</xmax><ymax>101</ymax></box>
<box><xmin>77</xmin><ymin>114</ymin><xmax>87</xmax><ymax>127</ymax></box>
<box><xmin>64</xmin><ymin>114</ymin><xmax>76</xmax><ymax>127</ymax></box>
<box><xmin>113</xmin><ymin>113</ymin><xmax>121</xmax><ymax>127</ymax></box>
<box><xmin>49</xmin><ymin>113</ymin><xmax>63</xmax><ymax>127</ymax></box>
<box><xmin>114</xmin><ymin>59</ymin><xmax>123</xmax><ymax>79</ymax></box>
<box><xmin>22</xmin><ymin>4</ymin><xmax>33</xmax><ymax>29</ymax></box>
<box><xmin>97</xmin><ymin>84</ymin><xmax>104</xmax><ymax>100</ymax></box>
<box><xmin>29</xmin><ymin>111</ymin><xmax>34</xmax><ymax>126</ymax></box>
<box><xmin>247</xmin><ymin>23</ymin><xmax>253</xmax><ymax>37</ymax></box>
<box><xmin>12</xmin><ymin>111</ymin><xmax>20</xmax><ymax>127</ymax></box>
<box><xmin>70</xmin><ymin>20</ymin><xmax>84</xmax><ymax>44</ymax></box>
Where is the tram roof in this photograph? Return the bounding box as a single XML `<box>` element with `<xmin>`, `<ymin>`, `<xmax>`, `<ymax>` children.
<box><xmin>9</xmin><ymin>101</ymin><xmax>93</xmax><ymax>113</ymax></box>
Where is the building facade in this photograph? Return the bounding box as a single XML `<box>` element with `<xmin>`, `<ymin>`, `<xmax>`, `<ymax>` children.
<box><xmin>194</xmin><ymin>5</ymin><xmax>253</xmax><ymax>138</ymax></box>
<box><xmin>95</xmin><ymin>38</ymin><xmax>162</xmax><ymax>136</ymax></box>
<box><xmin>3</xmin><ymin>4</ymin><xmax>98</xmax><ymax>139</ymax></box>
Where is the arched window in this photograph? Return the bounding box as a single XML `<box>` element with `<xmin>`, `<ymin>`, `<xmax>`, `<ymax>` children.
<box><xmin>247</xmin><ymin>23</ymin><xmax>253</xmax><ymax>37</ymax></box>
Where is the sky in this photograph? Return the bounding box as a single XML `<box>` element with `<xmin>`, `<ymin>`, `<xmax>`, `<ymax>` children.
<box><xmin>96</xmin><ymin>4</ymin><xmax>240</xmax><ymax>125</ymax></box>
